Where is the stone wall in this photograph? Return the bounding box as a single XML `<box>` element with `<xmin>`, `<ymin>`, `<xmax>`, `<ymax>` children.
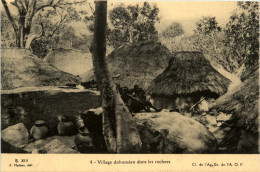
<box><xmin>1</xmin><ymin>87</ymin><xmax>101</xmax><ymax>135</ymax></box>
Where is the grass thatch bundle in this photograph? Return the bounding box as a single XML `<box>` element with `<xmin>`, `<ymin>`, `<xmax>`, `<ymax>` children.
<box><xmin>45</xmin><ymin>48</ymin><xmax>93</xmax><ymax>82</ymax></box>
<box><xmin>212</xmin><ymin>66</ymin><xmax>259</xmax><ymax>133</ymax></box>
<box><xmin>106</xmin><ymin>41</ymin><xmax>172</xmax><ymax>89</ymax></box>
<box><xmin>1</xmin><ymin>48</ymin><xmax>80</xmax><ymax>90</ymax></box>
<box><xmin>147</xmin><ymin>51</ymin><xmax>231</xmax><ymax>97</ymax></box>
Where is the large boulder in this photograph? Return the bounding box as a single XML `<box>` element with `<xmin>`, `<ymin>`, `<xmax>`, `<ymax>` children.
<box><xmin>135</xmin><ymin>111</ymin><xmax>217</xmax><ymax>153</ymax></box>
<box><xmin>1</xmin><ymin>123</ymin><xmax>29</xmax><ymax>147</ymax></box>
<box><xmin>82</xmin><ymin>107</ymin><xmax>217</xmax><ymax>153</ymax></box>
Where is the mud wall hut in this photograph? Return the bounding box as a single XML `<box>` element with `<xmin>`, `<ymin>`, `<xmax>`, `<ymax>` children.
<box><xmin>147</xmin><ymin>51</ymin><xmax>231</xmax><ymax>111</ymax></box>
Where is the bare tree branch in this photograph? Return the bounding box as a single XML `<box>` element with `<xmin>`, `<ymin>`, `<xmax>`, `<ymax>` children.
<box><xmin>17</xmin><ymin>0</ymin><xmax>27</xmax><ymax>11</ymax></box>
<box><xmin>11</xmin><ymin>1</ymin><xmax>23</xmax><ymax>13</ymax></box>
<box><xmin>34</xmin><ymin>0</ymin><xmax>80</xmax><ymax>14</ymax></box>
<box><xmin>88</xmin><ymin>2</ymin><xmax>95</xmax><ymax>14</ymax></box>
<box><xmin>24</xmin><ymin>0</ymin><xmax>29</xmax><ymax>9</ymax></box>
<box><xmin>1</xmin><ymin>0</ymin><xmax>18</xmax><ymax>32</ymax></box>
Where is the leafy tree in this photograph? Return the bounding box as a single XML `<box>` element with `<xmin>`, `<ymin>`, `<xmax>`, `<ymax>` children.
<box><xmin>194</xmin><ymin>17</ymin><xmax>222</xmax><ymax>53</ymax></box>
<box><xmin>72</xmin><ymin>34</ymin><xmax>93</xmax><ymax>52</ymax></box>
<box><xmin>1</xmin><ymin>0</ymin><xmax>85</xmax><ymax>49</ymax></box>
<box><xmin>195</xmin><ymin>16</ymin><xmax>222</xmax><ymax>35</ymax></box>
<box><xmin>161</xmin><ymin>21</ymin><xmax>184</xmax><ymax>38</ymax></box>
<box><xmin>108</xmin><ymin>2</ymin><xmax>159</xmax><ymax>48</ymax></box>
<box><xmin>224</xmin><ymin>1</ymin><xmax>259</xmax><ymax>68</ymax></box>
<box><xmin>1</xmin><ymin>11</ymin><xmax>16</xmax><ymax>47</ymax></box>
<box><xmin>162</xmin><ymin>16</ymin><xmax>238</xmax><ymax>73</ymax></box>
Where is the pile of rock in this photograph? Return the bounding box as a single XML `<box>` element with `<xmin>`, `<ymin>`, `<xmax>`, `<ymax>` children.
<box><xmin>1</xmin><ymin>123</ymin><xmax>78</xmax><ymax>154</ymax></box>
<box><xmin>81</xmin><ymin>108</ymin><xmax>218</xmax><ymax>153</ymax></box>
<box><xmin>2</xmin><ymin>108</ymin><xmax>220</xmax><ymax>154</ymax></box>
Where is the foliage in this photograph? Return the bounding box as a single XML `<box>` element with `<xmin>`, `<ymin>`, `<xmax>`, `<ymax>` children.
<box><xmin>161</xmin><ymin>21</ymin><xmax>184</xmax><ymax>38</ymax></box>
<box><xmin>195</xmin><ymin>16</ymin><xmax>222</xmax><ymax>35</ymax></box>
<box><xmin>1</xmin><ymin>12</ymin><xmax>16</xmax><ymax>47</ymax></box>
<box><xmin>30</xmin><ymin>25</ymin><xmax>93</xmax><ymax>58</ymax></box>
<box><xmin>1</xmin><ymin>0</ymin><xmax>86</xmax><ymax>48</ymax></box>
<box><xmin>107</xmin><ymin>2</ymin><xmax>160</xmax><ymax>48</ymax></box>
<box><xmin>31</xmin><ymin>39</ymin><xmax>49</xmax><ymax>58</ymax></box>
<box><xmin>32</xmin><ymin>6</ymin><xmax>82</xmax><ymax>38</ymax></box>
<box><xmin>162</xmin><ymin>2</ymin><xmax>259</xmax><ymax>74</ymax></box>
<box><xmin>192</xmin><ymin>17</ymin><xmax>239</xmax><ymax>71</ymax></box>
<box><xmin>224</xmin><ymin>1</ymin><xmax>259</xmax><ymax>68</ymax></box>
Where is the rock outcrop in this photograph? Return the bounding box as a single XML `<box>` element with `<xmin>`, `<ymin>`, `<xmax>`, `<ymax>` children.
<box><xmin>135</xmin><ymin>110</ymin><xmax>217</xmax><ymax>153</ymax></box>
<box><xmin>82</xmin><ymin>108</ymin><xmax>217</xmax><ymax>153</ymax></box>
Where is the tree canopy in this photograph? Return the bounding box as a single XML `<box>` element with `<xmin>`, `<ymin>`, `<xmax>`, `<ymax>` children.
<box><xmin>107</xmin><ymin>2</ymin><xmax>160</xmax><ymax>48</ymax></box>
<box><xmin>224</xmin><ymin>1</ymin><xmax>259</xmax><ymax>68</ymax></box>
<box><xmin>161</xmin><ymin>21</ymin><xmax>184</xmax><ymax>38</ymax></box>
<box><xmin>1</xmin><ymin>0</ymin><xmax>86</xmax><ymax>48</ymax></box>
<box><xmin>161</xmin><ymin>2</ymin><xmax>259</xmax><ymax>74</ymax></box>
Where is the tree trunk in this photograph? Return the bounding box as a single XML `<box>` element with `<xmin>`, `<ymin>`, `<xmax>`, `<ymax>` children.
<box><xmin>211</xmin><ymin>32</ymin><xmax>217</xmax><ymax>53</ymax></box>
<box><xmin>25</xmin><ymin>33</ymin><xmax>42</xmax><ymax>49</ymax></box>
<box><xmin>92</xmin><ymin>0</ymin><xmax>142</xmax><ymax>153</ymax></box>
<box><xmin>19</xmin><ymin>27</ymin><xmax>25</xmax><ymax>48</ymax></box>
<box><xmin>23</xmin><ymin>0</ymin><xmax>36</xmax><ymax>49</ymax></box>
<box><xmin>1</xmin><ymin>0</ymin><xmax>20</xmax><ymax>47</ymax></box>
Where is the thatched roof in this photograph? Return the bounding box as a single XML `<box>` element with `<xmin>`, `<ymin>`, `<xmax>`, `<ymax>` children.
<box><xmin>45</xmin><ymin>48</ymin><xmax>93</xmax><ymax>82</ymax></box>
<box><xmin>1</xmin><ymin>48</ymin><xmax>80</xmax><ymax>90</ymax></box>
<box><xmin>106</xmin><ymin>41</ymin><xmax>172</xmax><ymax>89</ymax></box>
<box><xmin>147</xmin><ymin>51</ymin><xmax>231</xmax><ymax>97</ymax></box>
<box><xmin>211</xmin><ymin>67</ymin><xmax>259</xmax><ymax>133</ymax></box>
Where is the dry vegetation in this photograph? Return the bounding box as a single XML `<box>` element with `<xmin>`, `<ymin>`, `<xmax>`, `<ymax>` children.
<box><xmin>212</xmin><ymin>66</ymin><xmax>259</xmax><ymax>133</ymax></box>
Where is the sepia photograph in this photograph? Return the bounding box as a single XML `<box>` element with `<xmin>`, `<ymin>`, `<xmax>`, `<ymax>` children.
<box><xmin>1</xmin><ymin>0</ymin><xmax>259</xmax><ymax>165</ymax></box>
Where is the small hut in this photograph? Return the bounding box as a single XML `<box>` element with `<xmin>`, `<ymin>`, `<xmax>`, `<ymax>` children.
<box><xmin>147</xmin><ymin>51</ymin><xmax>231</xmax><ymax>110</ymax></box>
<box><xmin>45</xmin><ymin>48</ymin><xmax>93</xmax><ymax>82</ymax></box>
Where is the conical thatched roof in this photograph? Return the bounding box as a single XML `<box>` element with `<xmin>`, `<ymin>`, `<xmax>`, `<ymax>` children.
<box><xmin>147</xmin><ymin>51</ymin><xmax>231</xmax><ymax>97</ymax></box>
<box><xmin>45</xmin><ymin>48</ymin><xmax>93</xmax><ymax>82</ymax></box>
<box><xmin>212</xmin><ymin>66</ymin><xmax>259</xmax><ymax>133</ymax></box>
<box><xmin>1</xmin><ymin>48</ymin><xmax>80</xmax><ymax>90</ymax></box>
<box><xmin>106</xmin><ymin>41</ymin><xmax>172</xmax><ymax>89</ymax></box>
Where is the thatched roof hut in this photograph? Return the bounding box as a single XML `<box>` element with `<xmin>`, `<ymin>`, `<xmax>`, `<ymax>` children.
<box><xmin>45</xmin><ymin>48</ymin><xmax>93</xmax><ymax>82</ymax></box>
<box><xmin>212</xmin><ymin>65</ymin><xmax>259</xmax><ymax>133</ymax></box>
<box><xmin>147</xmin><ymin>51</ymin><xmax>231</xmax><ymax>97</ymax></box>
<box><xmin>1</xmin><ymin>48</ymin><xmax>80</xmax><ymax>90</ymax></box>
<box><xmin>106</xmin><ymin>41</ymin><xmax>172</xmax><ymax>89</ymax></box>
<box><xmin>146</xmin><ymin>51</ymin><xmax>231</xmax><ymax>110</ymax></box>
